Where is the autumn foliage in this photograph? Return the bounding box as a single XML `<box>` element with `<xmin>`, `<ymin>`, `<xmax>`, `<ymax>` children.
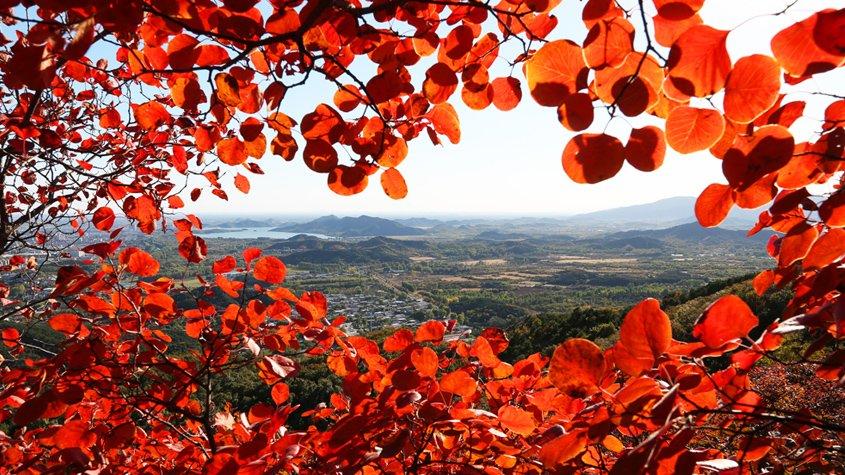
<box><xmin>0</xmin><ymin>0</ymin><xmax>843</xmax><ymax>473</ymax></box>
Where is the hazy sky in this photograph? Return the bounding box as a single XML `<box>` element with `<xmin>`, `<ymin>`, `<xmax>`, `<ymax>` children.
<box><xmin>184</xmin><ymin>0</ymin><xmax>842</xmax><ymax>217</ymax></box>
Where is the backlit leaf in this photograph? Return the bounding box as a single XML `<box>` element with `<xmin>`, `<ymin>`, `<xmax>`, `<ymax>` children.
<box><xmin>724</xmin><ymin>55</ymin><xmax>781</xmax><ymax>124</ymax></box>
<box><xmin>549</xmin><ymin>338</ymin><xmax>605</xmax><ymax>397</ymax></box>
<box><xmin>695</xmin><ymin>183</ymin><xmax>734</xmax><ymax>227</ymax></box>
<box><xmin>525</xmin><ymin>40</ymin><xmax>587</xmax><ymax>106</ymax></box>
<box><xmin>562</xmin><ymin>133</ymin><xmax>625</xmax><ymax>184</ymax></box>
<box><xmin>380</xmin><ymin>168</ymin><xmax>408</xmax><ymax>200</ymax></box>
<box><xmin>625</xmin><ymin>126</ymin><xmax>666</xmax><ymax>172</ymax></box>
<box><xmin>665</xmin><ymin>106</ymin><xmax>725</xmax><ymax>153</ymax></box>
<box><xmin>693</xmin><ymin>295</ymin><xmax>758</xmax><ymax>349</ymax></box>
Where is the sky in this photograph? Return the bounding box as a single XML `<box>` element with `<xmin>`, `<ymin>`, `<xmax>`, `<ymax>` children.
<box><xmin>183</xmin><ymin>0</ymin><xmax>843</xmax><ymax>217</ymax></box>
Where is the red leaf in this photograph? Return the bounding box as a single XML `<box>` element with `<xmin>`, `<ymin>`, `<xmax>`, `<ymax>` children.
<box><xmin>665</xmin><ymin>106</ymin><xmax>725</xmax><ymax>153</ymax></box>
<box><xmin>133</xmin><ymin>101</ymin><xmax>170</xmax><ymax>131</ymax></box>
<box><xmin>665</xmin><ymin>25</ymin><xmax>731</xmax><ymax>99</ymax></box>
<box><xmin>613</xmin><ymin>299</ymin><xmax>672</xmax><ymax>376</ymax></box>
<box><xmin>539</xmin><ymin>430</ymin><xmax>588</xmax><ymax>467</ymax></box>
<box><xmin>692</xmin><ymin>295</ymin><xmax>758</xmax><ymax>349</ymax></box>
<box><xmin>234</xmin><ymin>173</ymin><xmax>250</xmax><ymax>194</ymax></box>
<box><xmin>724</xmin><ymin>55</ymin><xmax>781</xmax><ymax>124</ymax></box>
<box><xmin>771</xmin><ymin>9</ymin><xmax>845</xmax><ymax>79</ymax></box>
<box><xmin>440</xmin><ymin>369</ymin><xmax>477</xmax><ymax>398</ymax></box>
<box><xmin>120</xmin><ymin>248</ymin><xmax>160</xmax><ymax>277</ymax></box>
<box><xmin>490</xmin><ymin>77</ymin><xmax>522</xmax><ymax>111</ymax></box>
<box><xmin>498</xmin><ymin>405</ymin><xmax>537</xmax><ymax>436</ymax></box>
<box><xmin>562</xmin><ymin>133</ymin><xmax>625</xmax><ymax>184</ymax></box>
<box><xmin>213</xmin><ymin>256</ymin><xmax>237</xmax><ymax>274</ymax></box>
<box><xmin>253</xmin><ymin>256</ymin><xmax>286</xmax><ymax>284</ymax></box>
<box><xmin>625</xmin><ymin>126</ymin><xmax>666</xmax><ymax>172</ymax></box>
<box><xmin>427</xmin><ymin>103</ymin><xmax>461</xmax><ymax>144</ymax></box>
<box><xmin>556</xmin><ymin>92</ymin><xmax>594</xmax><ymax>132</ymax></box>
<box><xmin>380</xmin><ymin>168</ymin><xmax>408</xmax><ymax>200</ymax></box>
<box><xmin>695</xmin><ymin>183</ymin><xmax>735</xmax><ymax>227</ymax></box>
<box><xmin>415</xmin><ymin>320</ymin><xmax>445</xmax><ymax>343</ymax></box>
<box><xmin>525</xmin><ymin>39</ymin><xmax>587</xmax><ymax>106</ymax></box>
<box><xmin>549</xmin><ymin>338</ymin><xmax>605</xmax><ymax>397</ymax></box>
<box><xmin>804</xmin><ymin>228</ymin><xmax>845</xmax><ymax>270</ymax></box>
<box><xmin>49</xmin><ymin>314</ymin><xmax>82</xmax><ymax>334</ymax></box>
<box><xmin>777</xmin><ymin>222</ymin><xmax>819</xmax><ymax>267</ymax></box>
<box><xmin>92</xmin><ymin>207</ymin><xmax>116</xmax><ymax>231</ymax></box>
<box><xmin>411</xmin><ymin>346</ymin><xmax>439</xmax><ymax>377</ymax></box>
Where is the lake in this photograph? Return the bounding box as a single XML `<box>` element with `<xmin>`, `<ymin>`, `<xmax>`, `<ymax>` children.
<box><xmin>196</xmin><ymin>227</ymin><xmax>332</xmax><ymax>240</ymax></box>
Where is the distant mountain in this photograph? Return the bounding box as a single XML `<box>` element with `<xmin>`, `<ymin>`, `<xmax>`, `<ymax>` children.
<box><xmin>272</xmin><ymin>236</ymin><xmax>433</xmax><ymax>265</ymax></box>
<box><xmin>597</xmin><ymin>236</ymin><xmax>665</xmax><ymax>250</ymax></box>
<box><xmin>272</xmin><ymin>215</ymin><xmax>426</xmax><ymax>237</ymax></box>
<box><xmin>395</xmin><ymin>217</ymin><xmax>444</xmax><ymax>228</ymax></box>
<box><xmin>215</xmin><ymin>218</ymin><xmax>275</xmax><ymax>228</ymax></box>
<box><xmin>608</xmin><ymin>222</ymin><xmax>769</xmax><ymax>245</ymax></box>
<box><xmin>566</xmin><ymin>197</ymin><xmax>759</xmax><ymax>230</ymax></box>
<box><xmin>475</xmin><ymin>230</ymin><xmax>530</xmax><ymax>241</ymax></box>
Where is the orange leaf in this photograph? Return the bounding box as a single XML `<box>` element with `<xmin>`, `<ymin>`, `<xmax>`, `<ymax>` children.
<box><xmin>375</xmin><ymin>135</ymin><xmax>408</xmax><ymax>168</ymax></box>
<box><xmin>214</xmin><ymin>72</ymin><xmax>241</xmax><ymax>107</ymax></box>
<box><xmin>594</xmin><ymin>53</ymin><xmax>663</xmax><ymax>116</ymax></box>
<box><xmin>328</xmin><ymin>165</ymin><xmax>368</xmax><ymax>196</ymax></box>
<box><xmin>49</xmin><ymin>314</ymin><xmax>81</xmax><ymax>334</ymax></box>
<box><xmin>549</xmin><ymin>338</ymin><xmax>605</xmax><ymax>397</ymax></box>
<box><xmin>583</xmin><ymin>17</ymin><xmax>634</xmax><ymax>70</ymax></box>
<box><xmin>665</xmin><ymin>25</ymin><xmax>731</xmax><ymax>99</ymax></box>
<box><xmin>804</xmin><ymin>228</ymin><xmax>845</xmax><ymax>270</ymax></box>
<box><xmin>498</xmin><ymin>405</ymin><xmax>537</xmax><ymax>436</ymax></box>
<box><xmin>695</xmin><ymin>183</ymin><xmax>735</xmax><ymax>227</ymax></box>
<box><xmin>665</xmin><ymin>106</ymin><xmax>725</xmax><ymax>153</ymax></box>
<box><xmin>411</xmin><ymin>346</ymin><xmax>439</xmax><ymax>377</ymax></box>
<box><xmin>99</xmin><ymin>109</ymin><xmax>121</xmax><ymax>129</ymax></box>
<box><xmin>303</xmin><ymin>139</ymin><xmax>338</xmax><ymax>173</ymax></box>
<box><xmin>723</xmin><ymin>125</ymin><xmax>794</xmax><ymax>190</ymax></box>
<box><xmin>133</xmin><ymin>101</ymin><xmax>170</xmax><ymax>131</ymax></box>
<box><xmin>440</xmin><ymin>369</ymin><xmax>477</xmax><ymax>398</ymax></box>
<box><xmin>213</xmin><ymin>256</ymin><xmax>237</xmax><ymax>274</ymax></box>
<box><xmin>380</xmin><ymin>168</ymin><xmax>408</xmax><ymax>200</ymax></box>
<box><xmin>333</xmin><ymin>85</ymin><xmax>363</xmax><ymax>112</ymax></box>
<box><xmin>121</xmin><ymin>248</ymin><xmax>159</xmax><ymax>277</ymax></box>
<box><xmin>562</xmin><ymin>133</ymin><xmax>624</xmax><ymax>184</ymax></box>
<box><xmin>234</xmin><ymin>174</ymin><xmax>250</xmax><ymax>194</ymax></box>
<box><xmin>422</xmin><ymin>62</ymin><xmax>458</xmax><ymax>104</ymax></box>
<box><xmin>625</xmin><ymin>126</ymin><xmax>666</xmax><ymax>172</ymax></box>
<box><xmin>654</xmin><ymin>12</ymin><xmax>702</xmax><ymax>47</ymax></box>
<box><xmin>525</xmin><ymin>39</ymin><xmax>587</xmax><ymax>107</ymax></box>
<box><xmin>171</xmin><ymin>77</ymin><xmax>205</xmax><ymax>111</ymax></box>
<box><xmin>692</xmin><ymin>295</ymin><xmax>758</xmax><ymax>349</ymax></box>
<box><xmin>539</xmin><ymin>430</ymin><xmax>588</xmax><ymax>466</ymax></box>
<box><xmin>490</xmin><ymin>77</ymin><xmax>522</xmax><ymax>111</ymax></box>
<box><xmin>819</xmin><ymin>191</ymin><xmax>845</xmax><ymax>227</ymax></box>
<box><xmin>253</xmin><ymin>256</ymin><xmax>286</xmax><ymax>284</ymax></box>
<box><xmin>613</xmin><ymin>299</ymin><xmax>672</xmax><ymax>376</ymax></box>
<box><xmin>217</xmin><ymin>138</ymin><xmax>247</xmax><ymax>166</ymax></box>
<box><xmin>415</xmin><ymin>320</ymin><xmax>445</xmax><ymax>343</ymax></box>
<box><xmin>777</xmin><ymin>222</ymin><xmax>819</xmax><ymax>267</ymax></box>
<box><xmin>556</xmin><ymin>92</ymin><xmax>594</xmax><ymax>132</ymax></box>
<box><xmin>771</xmin><ymin>9</ymin><xmax>845</xmax><ymax>79</ymax></box>
<box><xmin>724</xmin><ymin>55</ymin><xmax>781</xmax><ymax>124</ymax></box>
<box><xmin>427</xmin><ymin>103</ymin><xmax>461</xmax><ymax>144</ymax></box>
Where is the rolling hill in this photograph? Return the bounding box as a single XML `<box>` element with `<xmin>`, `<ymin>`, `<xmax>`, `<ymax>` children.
<box><xmin>566</xmin><ymin>197</ymin><xmax>760</xmax><ymax>229</ymax></box>
<box><xmin>272</xmin><ymin>215</ymin><xmax>426</xmax><ymax>237</ymax></box>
